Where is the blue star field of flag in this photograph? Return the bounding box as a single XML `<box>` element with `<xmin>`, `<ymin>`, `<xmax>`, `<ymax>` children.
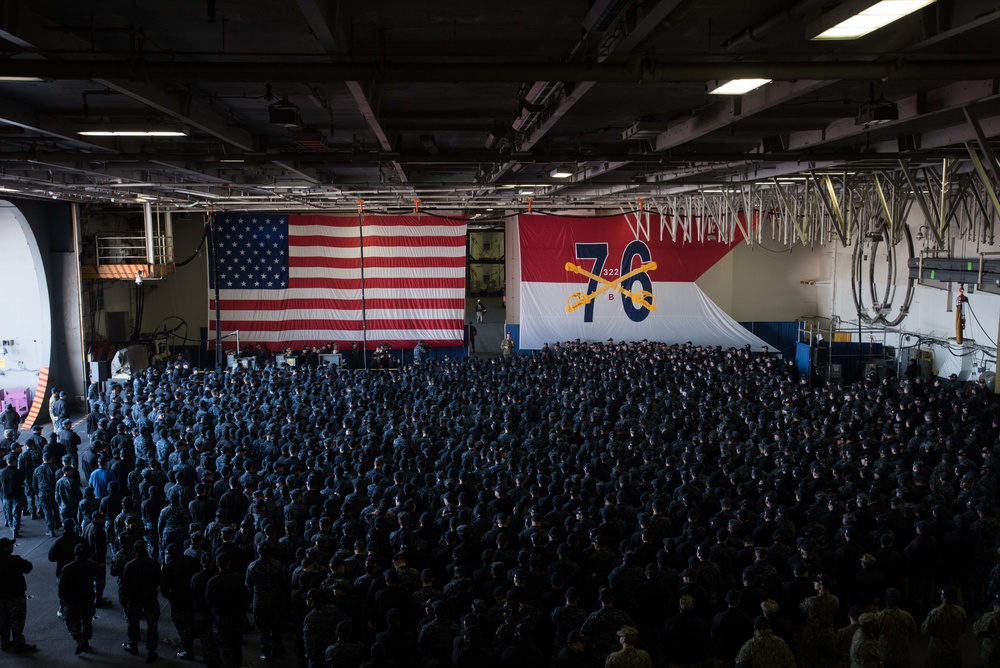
<box><xmin>210</xmin><ymin>215</ymin><xmax>290</xmax><ymax>289</ymax></box>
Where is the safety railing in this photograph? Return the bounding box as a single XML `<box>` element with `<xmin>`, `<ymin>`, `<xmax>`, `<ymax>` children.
<box><xmin>94</xmin><ymin>235</ymin><xmax>172</xmax><ymax>265</ymax></box>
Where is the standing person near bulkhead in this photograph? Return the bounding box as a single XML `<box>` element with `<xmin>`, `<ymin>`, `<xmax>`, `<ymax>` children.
<box><xmin>121</xmin><ymin>539</ymin><xmax>161</xmax><ymax>663</ymax></box>
<box><xmin>0</xmin><ymin>453</ymin><xmax>27</xmax><ymax>538</ymax></box>
<box><xmin>0</xmin><ymin>536</ymin><xmax>36</xmax><ymax>653</ymax></box>
<box><xmin>59</xmin><ymin>543</ymin><xmax>98</xmax><ymax>655</ymax></box>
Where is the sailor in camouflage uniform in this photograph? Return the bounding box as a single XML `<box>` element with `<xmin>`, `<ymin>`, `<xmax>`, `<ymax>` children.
<box><xmin>160</xmin><ymin>543</ymin><xmax>199</xmax><ymax>660</ymax></box>
<box><xmin>32</xmin><ymin>451</ymin><xmax>60</xmax><ymax>536</ymax></box>
<box><xmin>302</xmin><ymin>588</ymin><xmax>347</xmax><ymax>668</ymax></box>
<box><xmin>799</xmin><ymin>574</ymin><xmax>840</xmax><ymax>668</ymax></box>
<box><xmin>157</xmin><ymin>490</ymin><xmax>191</xmax><ymax>562</ymax></box>
<box><xmin>973</xmin><ymin>599</ymin><xmax>1000</xmax><ymax>668</ymax></box>
<box><xmin>581</xmin><ymin>589</ymin><xmax>636</xmax><ymax>662</ymax></box>
<box><xmin>849</xmin><ymin>613</ymin><xmax>882</xmax><ymax>668</ymax></box>
<box><xmin>325</xmin><ymin>619</ymin><xmax>365</xmax><ymax>668</ymax></box>
<box><xmin>191</xmin><ymin>554</ymin><xmax>221</xmax><ymax>668</ymax></box>
<box><xmin>603</xmin><ymin>626</ymin><xmax>651</xmax><ymax>668</ymax></box>
<box><xmin>874</xmin><ymin>588</ymin><xmax>916</xmax><ymax>668</ymax></box>
<box><xmin>418</xmin><ymin>600</ymin><xmax>461</xmax><ymax>668</ymax></box>
<box><xmin>921</xmin><ymin>586</ymin><xmax>967</xmax><ymax>668</ymax></box>
<box><xmin>245</xmin><ymin>541</ymin><xmax>289</xmax><ymax>662</ymax></box>
<box><xmin>735</xmin><ymin>616</ymin><xmax>796</xmax><ymax>668</ymax></box>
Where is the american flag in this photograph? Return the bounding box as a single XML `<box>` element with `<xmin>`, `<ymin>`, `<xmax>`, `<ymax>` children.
<box><xmin>208</xmin><ymin>214</ymin><xmax>467</xmax><ymax>349</ymax></box>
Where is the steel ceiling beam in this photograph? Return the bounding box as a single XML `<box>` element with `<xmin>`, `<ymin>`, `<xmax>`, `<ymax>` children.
<box><xmin>0</xmin><ymin>148</ymin><xmax>964</xmax><ymax>165</ymax></box>
<box><xmin>539</xmin><ymin>78</ymin><xmax>830</xmax><ymax>193</ymax></box>
<box><xmin>345</xmin><ymin>81</ymin><xmax>408</xmax><ymax>183</ymax></box>
<box><xmin>565</xmin><ymin>7</ymin><xmax>1000</xmax><ymax>192</ymax></box>
<box><xmin>94</xmin><ymin>80</ymin><xmax>255</xmax><ymax>151</ymax></box>
<box><xmin>292</xmin><ymin>0</ymin><xmax>407</xmax><ymax>183</ymax></box>
<box><xmin>0</xmin><ymin>95</ymin><xmax>112</xmax><ymax>152</ymax></box>
<box><xmin>4</xmin><ymin>58</ymin><xmax>1000</xmax><ymax>83</ymax></box>
<box><xmin>0</xmin><ymin>6</ymin><xmax>286</xmax><ymax>174</ymax></box>
<box><xmin>293</xmin><ymin>0</ymin><xmax>349</xmax><ymax>54</ymax></box>
<box><xmin>786</xmin><ymin>80</ymin><xmax>1000</xmax><ymax>151</ymax></box>
<box><xmin>903</xmin><ymin>0</ymin><xmax>1000</xmax><ymax>51</ymax></box>
<box><xmin>489</xmin><ymin>0</ymin><xmax>686</xmax><ymax>183</ymax></box>
<box><xmin>652</xmin><ymin>79</ymin><xmax>831</xmax><ymax>153</ymax></box>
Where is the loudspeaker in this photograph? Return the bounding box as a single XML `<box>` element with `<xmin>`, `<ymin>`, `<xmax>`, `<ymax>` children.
<box><xmin>106</xmin><ymin>311</ymin><xmax>128</xmax><ymax>342</ymax></box>
<box><xmin>90</xmin><ymin>360</ymin><xmax>110</xmax><ymax>383</ymax></box>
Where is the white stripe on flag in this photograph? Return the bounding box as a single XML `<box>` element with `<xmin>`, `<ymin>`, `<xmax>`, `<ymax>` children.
<box><xmin>289</xmin><ymin>224</ymin><xmax>466</xmax><ymax>238</ymax></box>
<box><xmin>288</xmin><ymin>267</ymin><xmax>360</xmax><ymax>280</ymax></box>
<box><xmin>288</xmin><ymin>224</ymin><xmax>363</xmax><ymax>237</ymax></box>
<box><xmin>214</xmin><ymin>287</ymin><xmax>463</xmax><ymax>300</ymax></box>
<box><xmin>289</xmin><ymin>246</ymin><xmax>360</xmax><ymax>258</ymax></box>
<box><xmin>287</xmin><ymin>245</ymin><xmax>465</xmax><ymax>259</ymax></box>
<box><xmin>289</xmin><ymin>266</ymin><xmax>465</xmax><ymax>279</ymax></box>
<box><xmin>363</xmin><ymin>245</ymin><xmax>466</xmax><ymax>258</ymax></box>
<box><xmin>362</xmin><ymin>225</ymin><xmax>467</xmax><ymax>237</ymax></box>
<box><xmin>216</xmin><ymin>308</ymin><xmax>461</xmax><ymax>321</ymax></box>
<box><xmin>209</xmin><ymin>330</ymin><xmax>463</xmax><ymax>342</ymax></box>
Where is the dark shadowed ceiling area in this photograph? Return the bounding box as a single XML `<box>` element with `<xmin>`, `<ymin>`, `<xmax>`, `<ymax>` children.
<box><xmin>0</xmin><ymin>0</ymin><xmax>998</xmax><ymax>211</ymax></box>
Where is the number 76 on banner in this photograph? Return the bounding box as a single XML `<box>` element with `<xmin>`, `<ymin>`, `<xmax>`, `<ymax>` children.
<box><xmin>566</xmin><ymin>241</ymin><xmax>656</xmax><ymax>323</ymax></box>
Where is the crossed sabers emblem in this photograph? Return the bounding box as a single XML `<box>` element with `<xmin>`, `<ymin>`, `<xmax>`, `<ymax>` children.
<box><xmin>565</xmin><ymin>261</ymin><xmax>657</xmax><ymax>313</ymax></box>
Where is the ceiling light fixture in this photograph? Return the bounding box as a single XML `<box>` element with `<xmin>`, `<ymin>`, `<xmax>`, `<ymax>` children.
<box><xmin>812</xmin><ymin>0</ymin><xmax>935</xmax><ymax>40</ymax></box>
<box><xmin>268</xmin><ymin>97</ymin><xmax>302</xmax><ymax>128</ymax></box>
<box><xmin>855</xmin><ymin>100</ymin><xmax>899</xmax><ymax>125</ymax></box>
<box><xmin>76</xmin><ymin>122</ymin><xmax>189</xmax><ymax>137</ymax></box>
<box><xmin>550</xmin><ymin>167</ymin><xmax>574</xmax><ymax>178</ymax></box>
<box><xmin>0</xmin><ymin>186</ymin><xmax>20</xmax><ymax>193</ymax></box>
<box><xmin>708</xmin><ymin>79</ymin><xmax>772</xmax><ymax>95</ymax></box>
<box><xmin>0</xmin><ymin>76</ymin><xmax>43</xmax><ymax>82</ymax></box>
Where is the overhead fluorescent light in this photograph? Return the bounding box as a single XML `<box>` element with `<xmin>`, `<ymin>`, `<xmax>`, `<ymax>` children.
<box><xmin>219</xmin><ymin>158</ymin><xmax>245</xmax><ymax>163</ymax></box>
<box><xmin>709</xmin><ymin>79</ymin><xmax>772</xmax><ymax>95</ymax></box>
<box><xmin>77</xmin><ymin>123</ymin><xmax>189</xmax><ymax>137</ymax></box>
<box><xmin>812</xmin><ymin>0</ymin><xmax>935</xmax><ymax>40</ymax></box>
<box><xmin>0</xmin><ymin>77</ymin><xmax>43</xmax><ymax>82</ymax></box>
<box><xmin>518</xmin><ymin>189</ymin><xmax>534</xmax><ymax>195</ymax></box>
<box><xmin>0</xmin><ymin>186</ymin><xmax>20</xmax><ymax>193</ymax></box>
<box><xmin>550</xmin><ymin>167</ymin><xmax>574</xmax><ymax>178</ymax></box>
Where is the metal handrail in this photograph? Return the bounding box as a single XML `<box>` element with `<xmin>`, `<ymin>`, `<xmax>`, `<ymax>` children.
<box><xmin>95</xmin><ymin>234</ymin><xmax>172</xmax><ymax>265</ymax></box>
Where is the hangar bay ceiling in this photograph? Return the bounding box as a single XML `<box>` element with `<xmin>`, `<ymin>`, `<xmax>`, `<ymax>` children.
<box><xmin>0</xmin><ymin>0</ymin><xmax>999</xmax><ymax>234</ymax></box>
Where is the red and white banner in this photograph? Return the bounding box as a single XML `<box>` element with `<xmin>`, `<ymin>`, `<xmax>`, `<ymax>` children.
<box><xmin>209</xmin><ymin>213</ymin><xmax>466</xmax><ymax>349</ymax></box>
<box><xmin>517</xmin><ymin>213</ymin><xmax>767</xmax><ymax>350</ymax></box>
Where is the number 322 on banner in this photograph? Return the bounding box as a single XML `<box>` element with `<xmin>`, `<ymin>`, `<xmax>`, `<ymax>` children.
<box><xmin>566</xmin><ymin>240</ymin><xmax>657</xmax><ymax>323</ymax></box>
